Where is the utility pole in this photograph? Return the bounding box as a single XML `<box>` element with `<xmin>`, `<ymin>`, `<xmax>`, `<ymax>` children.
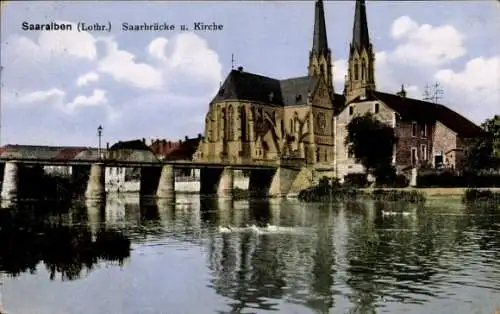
<box><xmin>0</xmin><ymin>65</ymin><xmax>3</xmax><ymax>147</ymax></box>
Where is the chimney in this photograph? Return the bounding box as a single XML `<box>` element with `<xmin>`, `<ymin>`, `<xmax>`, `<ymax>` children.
<box><xmin>106</xmin><ymin>142</ymin><xmax>109</xmax><ymax>150</ymax></box>
<box><xmin>237</xmin><ymin>66</ymin><xmax>243</xmax><ymax>72</ymax></box>
<box><xmin>142</xmin><ymin>138</ymin><xmax>145</xmax><ymax>144</ymax></box>
<box><xmin>185</xmin><ymin>135</ymin><xmax>189</xmax><ymax>141</ymax></box>
<box><xmin>198</xmin><ymin>133</ymin><xmax>202</xmax><ymax>139</ymax></box>
<box><xmin>396</xmin><ymin>84</ymin><xmax>407</xmax><ymax>98</ymax></box>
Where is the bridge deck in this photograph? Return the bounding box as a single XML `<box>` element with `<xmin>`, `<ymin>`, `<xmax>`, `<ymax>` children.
<box><xmin>0</xmin><ymin>157</ymin><xmax>306</xmax><ymax>170</ymax></box>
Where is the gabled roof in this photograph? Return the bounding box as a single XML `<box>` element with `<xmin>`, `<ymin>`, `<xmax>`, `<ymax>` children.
<box><xmin>0</xmin><ymin>145</ymin><xmax>100</xmax><ymax>161</ymax></box>
<box><xmin>165</xmin><ymin>137</ymin><xmax>203</xmax><ymax>161</ymax></box>
<box><xmin>372</xmin><ymin>91</ymin><xmax>484</xmax><ymax>137</ymax></box>
<box><xmin>109</xmin><ymin>140</ymin><xmax>151</xmax><ymax>151</ymax></box>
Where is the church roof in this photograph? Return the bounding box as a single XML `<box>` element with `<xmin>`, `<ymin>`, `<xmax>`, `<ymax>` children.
<box><xmin>211</xmin><ymin>69</ymin><xmax>283</xmax><ymax>107</ymax></box>
<box><xmin>280</xmin><ymin>76</ymin><xmax>318</xmax><ymax>106</ymax></box>
<box><xmin>373</xmin><ymin>91</ymin><xmax>484</xmax><ymax>137</ymax></box>
<box><xmin>212</xmin><ymin>69</ymin><xmax>344</xmax><ymax>108</ymax></box>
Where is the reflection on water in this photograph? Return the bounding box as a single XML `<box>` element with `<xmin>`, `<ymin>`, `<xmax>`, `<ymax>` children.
<box><xmin>1</xmin><ymin>195</ymin><xmax>499</xmax><ymax>314</ymax></box>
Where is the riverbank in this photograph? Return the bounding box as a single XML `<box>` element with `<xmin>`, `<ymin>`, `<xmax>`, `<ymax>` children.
<box><xmin>361</xmin><ymin>187</ymin><xmax>500</xmax><ymax>197</ymax></box>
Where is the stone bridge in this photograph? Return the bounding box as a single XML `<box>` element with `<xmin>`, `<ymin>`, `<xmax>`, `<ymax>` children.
<box><xmin>0</xmin><ymin>156</ymin><xmax>310</xmax><ymax>202</ymax></box>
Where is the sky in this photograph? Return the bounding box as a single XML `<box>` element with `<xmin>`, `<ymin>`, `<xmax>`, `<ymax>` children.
<box><xmin>1</xmin><ymin>1</ymin><xmax>499</xmax><ymax>147</ymax></box>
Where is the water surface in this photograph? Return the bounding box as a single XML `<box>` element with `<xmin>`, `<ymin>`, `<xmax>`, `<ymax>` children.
<box><xmin>1</xmin><ymin>195</ymin><xmax>499</xmax><ymax>314</ymax></box>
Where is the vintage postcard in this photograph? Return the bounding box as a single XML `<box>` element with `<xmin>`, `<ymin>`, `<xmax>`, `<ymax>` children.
<box><xmin>0</xmin><ymin>0</ymin><xmax>499</xmax><ymax>313</ymax></box>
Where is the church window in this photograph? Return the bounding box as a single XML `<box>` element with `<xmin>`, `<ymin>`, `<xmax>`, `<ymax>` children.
<box><xmin>412</xmin><ymin>122</ymin><xmax>417</xmax><ymax>137</ymax></box>
<box><xmin>354</xmin><ymin>63</ymin><xmax>359</xmax><ymax>80</ymax></box>
<box><xmin>347</xmin><ymin>144</ymin><xmax>355</xmax><ymax>159</ymax></box>
<box><xmin>349</xmin><ymin>106</ymin><xmax>354</xmax><ymax>116</ymax></box>
<box><xmin>374</xmin><ymin>103</ymin><xmax>379</xmax><ymax>114</ymax></box>
<box><xmin>228</xmin><ymin>106</ymin><xmax>234</xmax><ymax>141</ymax></box>
<box><xmin>316</xmin><ymin>148</ymin><xmax>320</xmax><ymax>162</ymax></box>
<box><xmin>240</xmin><ymin>107</ymin><xmax>247</xmax><ymax>141</ymax></box>
<box><xmin>421</xmin><ymin>144</ymin><xmax>427</xmax><ymax>161</ymax></box>
<box><xmin>290</xmin><ymin>119</ymin><xmax>293</xmax><ymax>133</ymax></box>
<box><xmin>361</xmin><ymin>60</ymin><xmax>366</xmax><ymax>80</ymax></box>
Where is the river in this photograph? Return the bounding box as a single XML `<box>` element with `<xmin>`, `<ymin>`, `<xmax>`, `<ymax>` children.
<box><xmin>0</xmin><ymin>195</ymin><xmax>499</xmax><ymax>314</ymax></box>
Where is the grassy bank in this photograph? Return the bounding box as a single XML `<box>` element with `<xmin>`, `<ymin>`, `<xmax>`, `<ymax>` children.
<box><xmin>462</xmin><ymin>188</ymin><xmax>500</xmax><ymax>204</ymax></box>
<box><xmin>298</xmin><ymin>181</ymin><xmax>426</xmax><ymax>203</ymax></box>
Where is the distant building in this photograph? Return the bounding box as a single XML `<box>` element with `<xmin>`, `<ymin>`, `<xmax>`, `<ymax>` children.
<box><xmin>0</xmin><ymin>144</ymin><xmax>101</xmax><ymax>177</ymax></box>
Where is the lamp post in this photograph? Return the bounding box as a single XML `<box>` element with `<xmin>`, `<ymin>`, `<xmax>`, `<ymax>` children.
<box><xmin>97</xmin><ymin>125</ymin><xmax>103</xmax><ymax>160</ymax></box>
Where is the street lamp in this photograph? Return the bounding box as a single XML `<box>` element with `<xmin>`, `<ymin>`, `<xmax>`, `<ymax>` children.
<box><xmin>97</xmin><ymin>125</ymin><xmax>103</xmax><ymax>160</ymax></box>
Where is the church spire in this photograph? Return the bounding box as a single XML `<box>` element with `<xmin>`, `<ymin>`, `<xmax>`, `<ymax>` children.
<box><xmin>308</xmin><ymin>0</ymin><xmax>334</xmax><ymax>97</ymax></box>
<box><xmin>351</xmin><ymin>0</ymin><xmax>370</xmax><ymax>53</ymax></box>
<box><xmin>345</xmin><ymin>0</ymin><xmax>376</xmax><ymax>102</ymax></box>
<box><xmin>312</xmin><ymin>0</ymin><xmax>328</xmax><ymax>55</ymax></box>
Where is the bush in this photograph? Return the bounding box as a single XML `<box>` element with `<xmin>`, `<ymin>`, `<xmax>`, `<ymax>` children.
<box><xmin>462</xmin><ymin>188</ymin><xmax>500</xmax><ymax>203</ymax></box>
<box><xmin>343</xmin><ymin>173</ymin><xmax>368</xmax><ymax>188</ymax></box>
<box><xmin>418</xmin><ymin>172</ymin><xmax>500</xmax><ymax>188</ymax></box>
<box><xmin>371</xmin><ymin>189</ymin><xmax>425</xmax><ymax>203</ymax></box>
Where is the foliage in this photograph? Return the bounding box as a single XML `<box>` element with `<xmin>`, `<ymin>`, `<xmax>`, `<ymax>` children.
<box><xmin>344</xmin><ymin>112</ymin><xmax>397</xmax><ymax>178</ymax></box>
<box><xmin>481</xmin><ymin>114</ymin><xmax>500</xmax><ymax>158</ymax></box>
<box><xmin>371</xmin><ymin>189</ymin><xmax>425</xmax><ymax>203</ymax></box>
<box><xmin>462</xmin><ymin>188</ymin><xmax>500</xmax><ymax>204</ymax></box>
<box><xmin>417</xmin><ymin>172</ymin><xmax>500</xmax><ymax>188</ymax></box>
<box><xmin>343</xmin><ymin>173</ymin><xmax>369</xmax><ymax>188</ymax></box>
<box><xmin>465</xmin><ymin>136</ymin><xmax>495</xmax><ymax>171</ymax></box>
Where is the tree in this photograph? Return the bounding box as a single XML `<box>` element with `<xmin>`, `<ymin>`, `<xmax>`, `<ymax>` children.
<box><xmin>481</xmin><ymin>115</ymin><xmax>500</xmax><ymax>159</ymax></box>
<box><xmin>465</xmin><ymin>115</ymin><xmax>500</xmax><ymax>171</ymax></box>
<box><xmin>344</xmin><ymin>113</ymin><xmax>397</xmax><ymax>179</ymax></box>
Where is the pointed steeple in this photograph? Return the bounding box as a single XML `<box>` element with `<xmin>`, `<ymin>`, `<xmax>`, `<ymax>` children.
<box><xmin>345</xmin><ymin>0</ymin><xmax>376</xmax><ymax>103</ymax></box>
<box><xmin>308</xmin><ymin>0</ymin><xmax>334</xmax><ymax>98</ymax></box>
<box><xmin>351</xmin><ymin>0</ymin><xmax>370</xmax><ymax>52</ymax></box>
<box><xmin>312</xmin><ymin>0</ymin><xmax>329</xmax><ymax>55</ymax></box>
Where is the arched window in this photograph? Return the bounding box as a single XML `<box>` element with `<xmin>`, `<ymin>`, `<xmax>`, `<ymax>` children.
<box><xmin>220</xmin><ymin>107</ymin><xmax>226</xmax><ymax>140</ymax></box>
<box><xmin>354</xmin><ymin>63</ymin><xmax>359</xmax><ymax>80</ymax></box>
<box><xmin>240</xmin><ymin>106</ymin><xmax>247</xmax><ymax>141</ymax></box>
<box><xmin>361</xmin><ymin>60</ymin><xmax>366</xmax><ymax>80</ymax></box>
<box><xmin>227</xmin><ymin>106</ymin><xmax>234</xmax><ymax>141</ymax></box>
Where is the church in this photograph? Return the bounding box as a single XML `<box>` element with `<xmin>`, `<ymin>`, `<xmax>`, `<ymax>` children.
<box><xmin>194</xmin><ymin>0</ymin><xmax>483</xmax><ymax>181</ymax></box>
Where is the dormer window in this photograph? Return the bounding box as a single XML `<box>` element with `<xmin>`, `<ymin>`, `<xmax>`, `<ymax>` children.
<box><xmin>374</xmin><ymin>103</ymin><xmax>379</xmax><ymax>114</ymax></box>
<box><xmin>349</xmin><ymin>106</ymin><xmax>354</xmax><ymax>116</ymax></box>
<box><xmin>218</xmin><ymin>88</ymin><xmax>224</xmax><ymax>96</ymax></box>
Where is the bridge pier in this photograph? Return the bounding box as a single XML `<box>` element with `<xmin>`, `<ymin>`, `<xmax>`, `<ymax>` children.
<box><xmin>1</xmin><ymin>161</ymin><xmax>20</xmax><ymax>202</ymax></box>
<box><xmin>85</xmin><ymin>163</ymin><xmax>106</xmax><ymax>199</ymax></box>
<box><xmin>140</xmin><ymin>166</ymin><xmax>161</xmax><ymax>198</ymax></box>
<box><xmin>156</xmin><ymin>164</ymin><xmax>175</xmax><ymax>199</ymax></box>
<box><xmin>248</xmin><ymin>167</ymin><xmax>299</xmax><ymax>198</ymax></box>
<box><xmin>268</xmin><ymin>167</ymin><xmax>300</xmax><ymax>198</ymax></box>
<box><xmin>217</xmin><ymin>167</ymin><xmax>234</xmax><ymax>198</ymax></box>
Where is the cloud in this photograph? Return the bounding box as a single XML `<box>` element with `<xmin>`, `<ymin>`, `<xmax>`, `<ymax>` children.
<box><xmin>435</xmin><ymin>55</ymin><xmax>500</xmax><ymax>123</ymax></box>
<box><xmin>390</xmin><ymin>16</ymin><xmax>466</xmax><ymax>66</ymax></box>
<box><xmin>76</xmin><ymin>72</ymin><xmax>99</xmax><ymax>86</ymax></box>
<box><xmin>97</xmin><ymin>37</ymin><xmax>163</xmax><ymax>90</ymax></box>
<box><xmin>18</xmin><ymin>88</ymin><xmax>65</xmax><ymax>104</ymax></box>
<box><xmin>8</xmin><ymin>21</ymin><xmax>97</xmax><ymax>62</ymax></box>
<box><xmin>67</xmin><ymin>89</ymin><xmax>108</xmax><ymax>111</ymax></box>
